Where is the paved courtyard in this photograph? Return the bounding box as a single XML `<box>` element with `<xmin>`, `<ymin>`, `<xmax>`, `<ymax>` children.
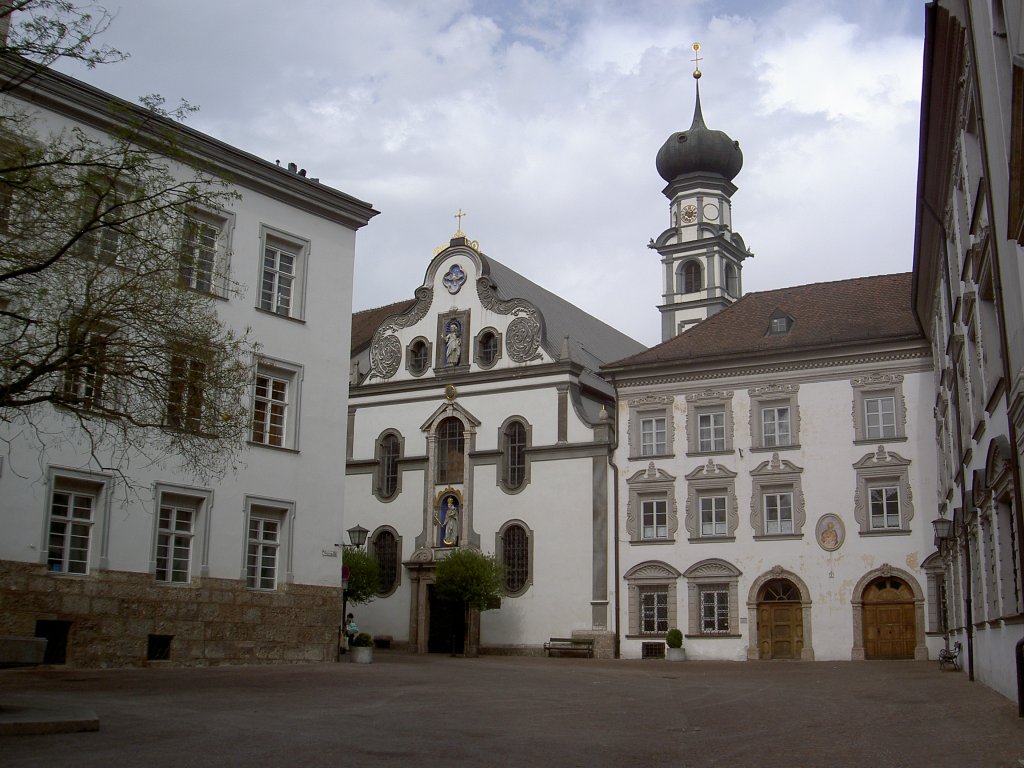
<box><xmin>2</xmin><ymin>653</ymin><xmax>1024</xmax><ymax>767</ymax></box>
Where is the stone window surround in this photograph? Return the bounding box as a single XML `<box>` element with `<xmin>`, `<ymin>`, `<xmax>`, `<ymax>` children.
<box><xmin>684</xmin><ymin>459</ymin><xmax>739</xmax><ymax>542</ymax></box>
<box><xmin>624</xmin><ymin>560</ymin><xmax>681</xmax><ymax>637</ymax></box>
<box><xmin>748</xmin><ymin>383</ymin><xmax>800</xmax><ymax>451</ymax></box>
<box><xmin>851</xmin><ymin>372</ymin><xmax>908</xmax><ymax>444</ymax></box>
<box><xmin>370</xmin><ymin>525</ymin><xmax>403</xmax><ymax>597</ymax></box>
<box><xmin>473</xmin><ymin>326</ymin><xmax>503</xmax><ymax>369</ymax></box>
<box><xmin>685</xmin><ymin>390</ymin><xmax>735</xmax><ymax>456</ymax></box>
<box><xmin>495</xmin><ymin>519</ymin><xmax>534</xmax><ymax>597</ymax></box>
<box><xmin>497</xmin><ymin>416</ymin><xmax>532</xmax><ymax>495</ymax></box>
<box><xmin>625</xmin><ymin>463</ymin><xmax>678</xmax><ymax>544</ymax></box>
<box><xmin>749</xmin><ymin>453</ymin><xmax>806</xmax><ymax>540</ymax></box>
<box><xmin>852</xmin><ymin>447</ymin><xmax>914</xmax><ymax>536</ymax></box>
<box><xmin>627</xmin><ymin>394</ymin><xmax>675</xmax><ymax>460</ymax></box>
<box><xmin>241</xmin><ymin>495</ymin><xmax>296</xmax><ymax>588</ymax></box>
<box><xmin>372</xmin><ymin>429</ymin><xmax>405</xmax><ymax>503</ymax></box>
<box><xmin>151</xmin><ymin>482</ymin><xmax>214</xmax><ymax>581</ymax></box>
<box><xmin>405</xmin><ymin>336</ymin><xmax>432</xmax><ymax>377</ymax></box>
<box><xmin>683</xmin><ymin>558</ymin><xmax>742</xmax><ymax>638</ymax></box>
<box><xmin>250</xmin><ymin>356</ymin><xmax>303</xmax><ymax>452</ymax></box>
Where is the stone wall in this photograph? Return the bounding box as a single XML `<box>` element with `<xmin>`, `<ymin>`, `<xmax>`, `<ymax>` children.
<box><xmin>0</xmin><ymin>561</ymin><xmax>341</xmax><ymax>667</ymax></box>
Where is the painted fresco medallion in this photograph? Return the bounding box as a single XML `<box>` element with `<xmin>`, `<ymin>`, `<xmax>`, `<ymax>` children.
<box><xmin>815</xmin><ymin>514</ymin><xmax>844</xmax><ymax>552</ymax></box>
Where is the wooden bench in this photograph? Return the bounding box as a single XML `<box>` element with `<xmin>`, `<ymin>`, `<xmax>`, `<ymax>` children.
<box><xmin>938</xmin><ymin>641</ymin><xmax>962</xmax><ymax>671</ymax></box>
<box><xmin>544</xmin><ymin>637</ymin><xmax>594</xmax><ymax>658</ymax></box>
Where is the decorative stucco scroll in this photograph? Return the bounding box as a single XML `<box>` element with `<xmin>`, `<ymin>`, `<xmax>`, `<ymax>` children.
<box><xmin>368</xmin><ymin>286</ymin><xmax>434</xmax><ymax>379</ymax></box>
<box><xmin>476</xmin><ymin>277</ymin><xmax>543</xmax><ymax>362</ymax></box>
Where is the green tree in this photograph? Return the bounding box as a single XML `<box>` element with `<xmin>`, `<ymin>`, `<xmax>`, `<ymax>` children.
<box><xmin>343</xmin><ymin>547</ymin><xmax>380</xmax><ymax>606</ymax></box>
<box><xmin>433</xmin><ymin>548</ymin><xmax>505</xmax><ymax>612</ymax></box>
<box><xmin>0</xmin><ymin>2</ymin><xmax>257</xmax><ymax>481</ymax></box>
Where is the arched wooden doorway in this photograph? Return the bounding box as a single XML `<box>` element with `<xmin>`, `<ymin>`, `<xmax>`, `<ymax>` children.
<box><xmin>756</xmin><ymin>579</ymin><xmax>804</xmax><ymax>659</ymax></box>
<box><xmin>862</xmin><ymin>576</ymin><xmax>916</xmax><ymax>659</ymax></box>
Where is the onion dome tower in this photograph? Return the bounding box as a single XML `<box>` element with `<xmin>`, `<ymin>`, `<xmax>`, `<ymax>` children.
<box><xmin>650</xmin><ymin>43</ymin><xmax>753</xmax><ymax>341</ymax></box>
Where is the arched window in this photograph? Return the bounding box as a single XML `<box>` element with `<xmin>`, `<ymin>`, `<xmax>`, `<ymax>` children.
<box><xmin>725</xmin><ymin>263</ymin><xmax>738</xmax><ymax>296</ymax></box>
<box><xmin>477</xmin><ymin>330</ymin><xmax>499</xmax><ymax>367</ymax></box>
<box><xmin>680</xmin><ymin>261</ymin><xmax>702</xmax><ymax>294</ymax></box>
<box><xmin>373</xmin><ymin>529</ymin><xmax>399</xmax><ymax>595</ymax></box>
<box><xmin>379</xmin><ymin>434</ymin><xmax>400</xmax><ymax>499</ymax></box>
<box><xmin>408</xmin><ymin>339</ymin><xmax>429</xmax><ymax>375</ymax></box>
<box><xmin>503</xmin><ymin>420</ymin><xmax>527</xmax><ymax>489</ymax></box>
<box><xmin>436</xmin><ymin>417</ymin><xmax>464</xmax><ymax>484</ymax></box>
<box><xmin>501</xmin><ymin>523</ymin><xmax>529</xmax><ymax>594</ymax></box>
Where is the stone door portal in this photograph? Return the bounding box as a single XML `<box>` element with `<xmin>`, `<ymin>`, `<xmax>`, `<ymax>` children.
<box><xmin>757</xmin><ymin>579</ymin><xmax>804</xmax><ymax>659</ymax></box>
<box><xmin>862</xmin><ymin>577</ymin><xmax>916</xmax><ymax>659</ymax></box>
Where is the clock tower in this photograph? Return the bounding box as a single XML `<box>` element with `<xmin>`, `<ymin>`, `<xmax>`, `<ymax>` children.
<box><xmin>651</xmin><ymin>44</ymin><xmax>752</xmax><ymax>341</ymax></box>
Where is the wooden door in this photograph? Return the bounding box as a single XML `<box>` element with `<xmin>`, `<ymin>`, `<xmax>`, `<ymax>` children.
<box><xmin>863</xmin><ymin>577</ymin><xmax>915</xmax><ymax>659</ymax></box>
<box><xmin>758</xmin><ymin>603</ymin><xmax>803</xmax><ymax>659</ymax></box>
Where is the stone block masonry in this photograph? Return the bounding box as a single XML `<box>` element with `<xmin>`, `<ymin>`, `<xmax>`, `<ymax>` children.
<box><xmin>0</xmin><ymin>561</ymin><xmax>340</xmax><ymax>667</ymax></box>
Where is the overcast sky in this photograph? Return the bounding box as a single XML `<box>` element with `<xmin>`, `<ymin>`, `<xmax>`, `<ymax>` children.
<box><xmin>51</xmin><ymin>0</ymin><xmax>925</xmax><ymax>347</ymax></box>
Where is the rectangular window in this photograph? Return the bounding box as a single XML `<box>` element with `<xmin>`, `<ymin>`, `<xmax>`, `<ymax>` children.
<box><xmin>251</xmin><ymin>372</ymin><xmax>288</xmax><ymax>447</ymax></box>
<box><xmin>155</xmin><ymin>500</ymin><xmax>195</xmax><ymax>584</ymax></box>
<box><xmin>700</xmin><ymin>495</ymin><xmax>727</xmax><ymax>537</ymax></box>
<box><xmin>864</xmin><ymin>396</ymin><xmax>896</xmax><ymax>440</ymax></box>
<box><xmin>641</xmin><ymin>499</ymin><xmax>668</xmax><ymax>540</ymax></box>
<box><xmin>869</xmin><ymin>486</ymin><xmax>901</xmax><ymax>529</ymax></box>
<box><xmin>63</xmin><ymin>325</ymin><xmax>109</xmax><ymax>410</ymax></box>
<box><xmin>762</xmin><ymin>406</ymin><xmax>791</xmax><ymax>448</ymax></box>
<box><xmin>764</xmin><ymin>492</ymin><xmax>794</xmax><ymax>535</ymax></box>
<box><xmin>640</xmin><ymin>588</ymin><xmax>668</xmax><ymax>634</ymax></box>
<box><xmin>166</xmin><ymin>347</ymin><xmax>207</xmax><ymax>433</ymax></box>
<box><xmin>246</xmin><ymin>508</ymin><xmax>282</xmax><ymax>590</ymax></box>
<box><xmin>259</xmin><ymin>240</ymin><xmax>297</xmax><ymax>316</ymax></box>
<box><xmin>179</xmin><ymin>213</ymin><xmax>223</xmax><ymax>294</ymax></box>
<box><xmin>698</xmin><ymin>411</ymin><xmax>726</xmax><ymax>452</ymax></box>
<box><xmin>47</xmin><ymin>488</ymin><xmax>94</xmax><ymax>574</ymax></box>
<box><xmin>700</xmin><ymin>587</ymin><xmax>730</xmax><ymax>634</ymax></box>
<box><xmin>640</xmin><ymin>416</ymin><xmax>666</xmax><ymax>456</ymax></box>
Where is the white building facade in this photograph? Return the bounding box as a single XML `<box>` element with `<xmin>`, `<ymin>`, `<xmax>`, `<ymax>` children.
<box><xmin>914</xmin><ymin>0</ymin><xmax>1024</xmax><ymax>703</ymax></box>
<box><xmin>345</xmin><ymin>234</ymin><xmax>644</xmax><ymax>656</ymax></box>
<box><xmin>0</xmin><ymin>63</ymin><xmax>377</xmax><ymax>665</ymax></box>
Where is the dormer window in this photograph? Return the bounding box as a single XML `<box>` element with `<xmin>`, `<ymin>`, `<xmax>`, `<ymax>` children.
<box><xmin>767</xmin><ymin>310</ymin><xmax>794</xmax><ymax>336</ymax></box>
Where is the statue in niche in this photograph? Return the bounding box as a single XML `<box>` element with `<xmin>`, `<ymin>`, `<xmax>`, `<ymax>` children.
<box><xmin>434</xmin><ymin>496</ymin><xmax>460</xmax><ymax>547</ymax></box>
<box><xmin>444</xmin><ymin>319</ymin><xmax>462</xmax><ymax>366</ymax></box>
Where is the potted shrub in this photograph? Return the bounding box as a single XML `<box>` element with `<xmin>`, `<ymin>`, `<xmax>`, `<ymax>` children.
<box><xmin>665</xmin><ymin>628</ymin><xmax>685</xmax><ymax>661</ymax></box>
<box><xmin>349</xmin><ymin>632</ymin><xmax>374</xmax><ymax>664</ymax></box>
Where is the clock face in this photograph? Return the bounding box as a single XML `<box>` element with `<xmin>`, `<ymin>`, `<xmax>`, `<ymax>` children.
<box><xmin>681</xmin><ymin>204</ymin><xmax>698</xmax><ymax>224</ymax></box>
<box><xmin>703</xmin><ymin>203</ymin><xmax>719</xmax><ymax>221</ymax></box>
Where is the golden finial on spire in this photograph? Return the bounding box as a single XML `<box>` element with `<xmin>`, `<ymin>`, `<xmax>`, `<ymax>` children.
<box><xmin>454</xmin><ymin>207</ymin><xmax>467</xmax><ymax>236</ymax></box>
<box><xmin>691</xmin><ymin>42</ymin><xmax>702</xmax><ymax>80</ymax></box>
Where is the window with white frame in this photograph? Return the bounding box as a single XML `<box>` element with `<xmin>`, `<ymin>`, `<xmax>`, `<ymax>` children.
<box><xmin>851</xmin><ymin>373</ymin><xmax>907</xmax><ymax>443</ymax></box>
<box><xmin>685</xmin><ymin>391</ymin><xmax>734</xmax><ymax>455</ymax></box>
<box><xmin>750</xmin><ymin>455</ymin><xmax>805</xmax><ymax>539</ymax></box>
<box><xmin>700</xmin><ymin>495</ymin><xmax>727</xmax><ymax>537</ymax></box>
<box><xmin>700</xmin><ymin>586</ymin><xmax>730</xmax><ymax>634</ymax></box>
<box><xmin>47</xmin><ymin>480</ymin><xmax>98</xmax><ymax>574</ymax></box>
<box><xmin>749</xmin><ymin>384</ymin><xmax>800</xmax><ymax>451</ymax></box>
<box><xmin>250</xmin><ymin>359</ymin><xmax>301</xmax><ymax>450</ymax></box>
<box><xmin>246</xmin><ymin>505</ymin><xmax>284</xmax><ymax>590</ymax></box>
<box><xmin>640</xmin><ymin>415</ymin><xmax>667</xmax><ymax>457</ymax></box>
<box><xmin>641</xmin><ymin>498</ymin><xmax>668</xmax><ymax>540</ymax></box>
<box><xmin>166</xmin><ymin>342</ymin><xmax>210</xmax><ymax>433</ymax></box>
<box><xmin>684</xmin><ymin>459</ymin><xmax>738</xmax><ymax>541</ymax></box>
<box><xmin>627</xmin><ymin>395</ymin><xmax>674</xmax><ymax>460</ymax></box>
<box><xmin>258</xmin><ymin>228</ymin><xmax>308</xmax><ymax>319</ymax></box>
<box><xmin>62</xmin><ymin>322</ymin><xmax>111</xmax><ymax>411</ymax></box>
<box><xmin>683</xmin><ymin>559</ymin><xmax>741</xmax><ymax>637</ymax></box>
<box><xmin>852</xmin><ymin>447</ymin><xmax>913</xmax><ymax>535</ymax></box>
<box><xmin>639</xmin><ymin>587</ymin><xmax>669</xmax><ymax>634</ymax></box>
<box><xmin>155</xmin><ymin>496</ymin><xmax>196</xmax><ymax>584</ymax></box>
<box><xmin>626</xmin><ymin>464</ymin><xmax>678</xmax><ymax>543</ymax></box>
<box><xmin>624</xmin><ymin>561</ymin><xmax>680</xmax><ymax>636</ymax></box>
<box><xmin>78</xmin><ymin>175</ymin><xmax>136</xmax><ymax>264</ymax></box>
<box><xmin>179</xmin><ymin>210</ymin><xmax>231</xmax><ymax>295</ymax></box>
<box><xmin>764</xmin><ymin>491</ymin><xmax>794</xmax><ymax>534</ymax></box>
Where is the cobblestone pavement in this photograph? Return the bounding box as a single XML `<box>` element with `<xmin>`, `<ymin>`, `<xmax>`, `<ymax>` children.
<box><xmin>2</xmin><ymin>654</ymin><xmax>1024</xmax><ymax>768</ymax></box>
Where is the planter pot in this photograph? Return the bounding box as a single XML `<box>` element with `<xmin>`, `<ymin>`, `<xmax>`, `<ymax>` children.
<box><xmin>666</xmin><ymin>647</ymin><xmax>686</xmax><ymax>661</ymax></box>
<box><xmin>350</xmin><ymin>646</ymin><xmax>373</xmax><ymax>664</ymax></box>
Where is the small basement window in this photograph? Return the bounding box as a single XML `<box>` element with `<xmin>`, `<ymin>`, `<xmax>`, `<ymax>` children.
<box><xmin>147</xmin><ymin>634</ymin><xmax>173</xmax><ymax>661</ymax></box>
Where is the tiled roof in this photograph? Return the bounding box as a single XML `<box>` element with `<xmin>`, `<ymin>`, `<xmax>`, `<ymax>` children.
<box><xmin>351</xmin><ymin>298</ymin><xmax>417</xmax><ymax>354</ymax></box>
<box><xmin>605</xmin><ymin>273</ymin><xmax>922</xmax><ymax>371</ymax></box>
